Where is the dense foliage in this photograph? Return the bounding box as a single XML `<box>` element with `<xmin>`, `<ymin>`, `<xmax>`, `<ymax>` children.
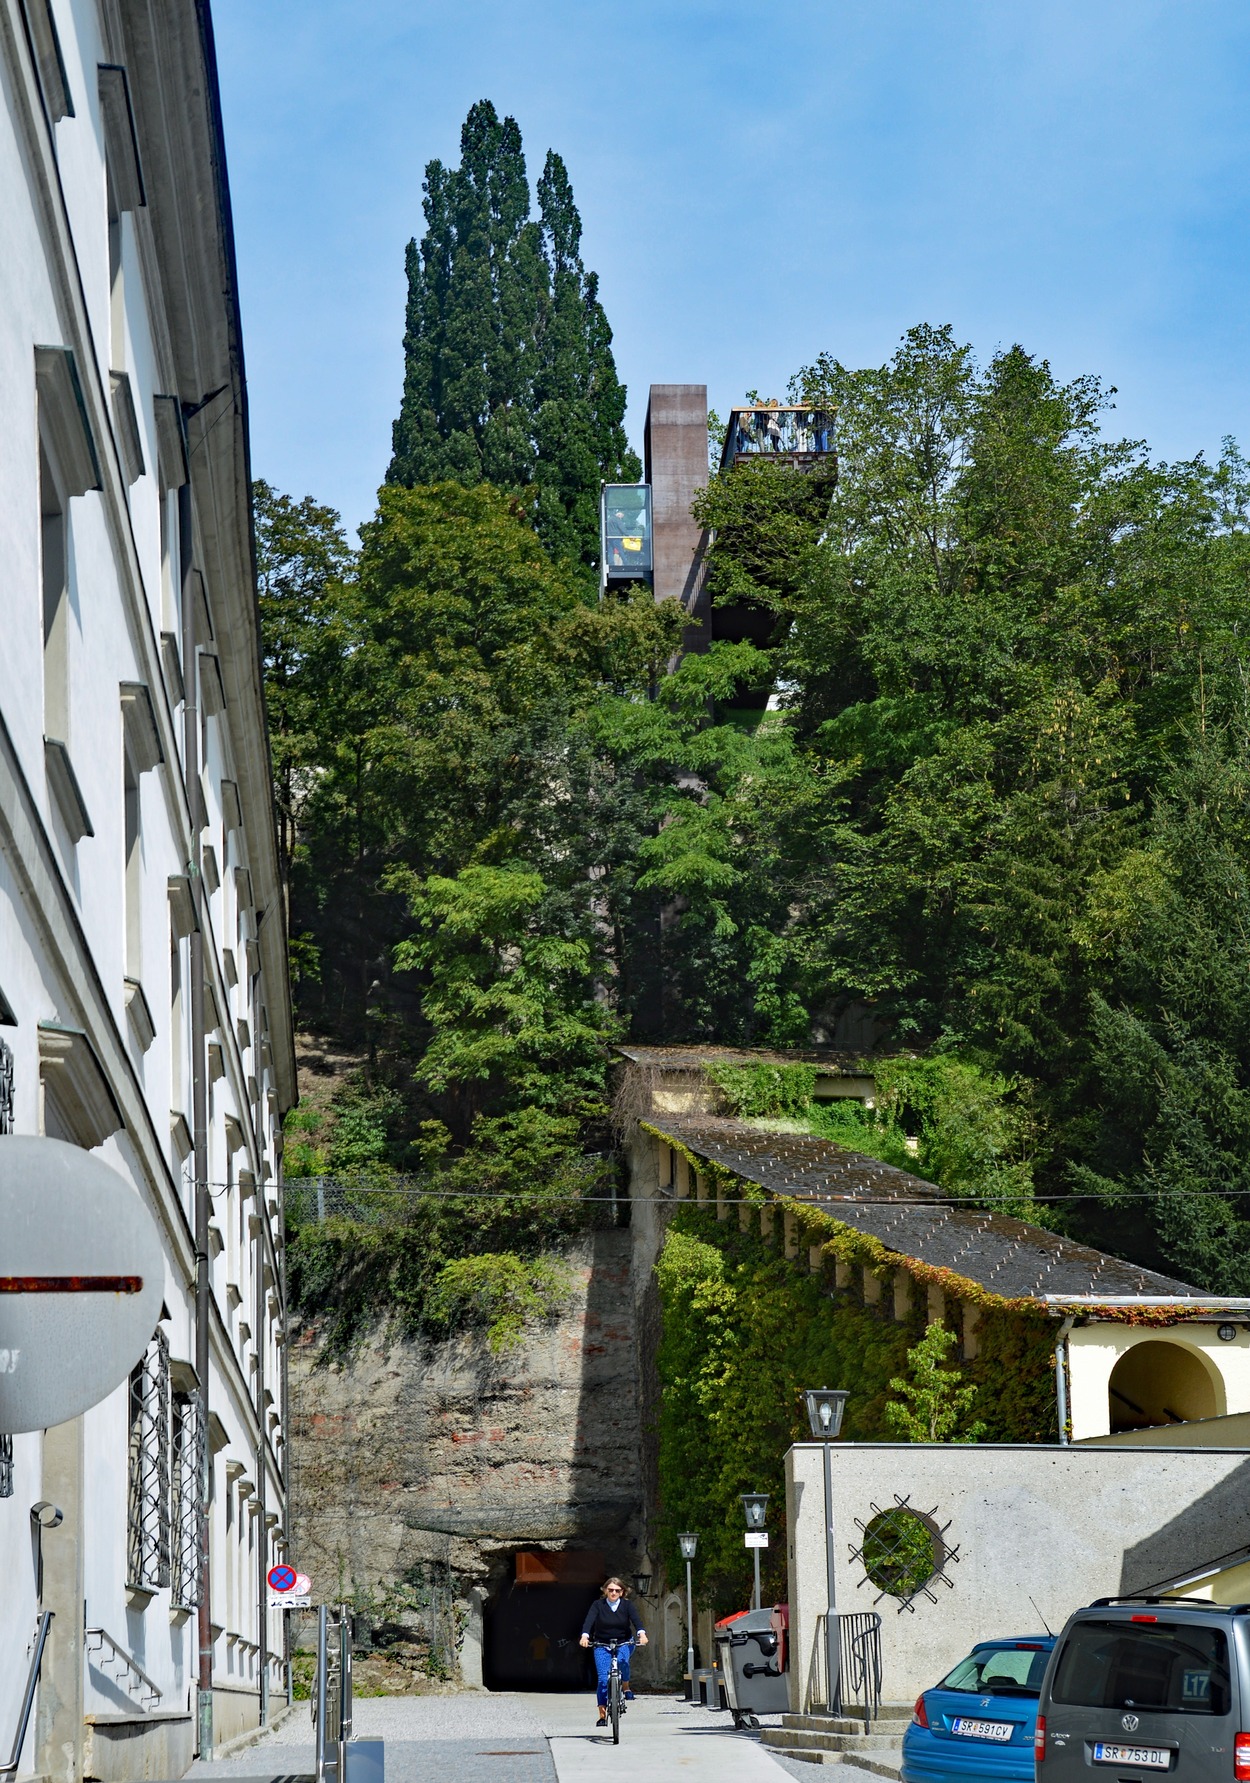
<box><xmin>389</xmin><ymin>100</ymin><xmax>638</xmax><ymax>580</ymax></box>
<box><xmin>652</xmin><ymin>1204</ymin><xmax>1055</xmax><ymax>1613</ymax></box>
<box><xmin>266</xmin><ymin>306</ymin><xmax>1250</xmax><ymax>1348</ymax></box>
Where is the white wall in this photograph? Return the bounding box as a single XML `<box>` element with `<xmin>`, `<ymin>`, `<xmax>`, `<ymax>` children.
<box><xmin>786</xmin><ymin>1441</ymin><xmax>1250</xmax><ymax>1713</ymax></box>
<box><xmin>1067</xmin><ymin>1323</ymin><xmax>1250</xmax><ymax>1439</ymax></box>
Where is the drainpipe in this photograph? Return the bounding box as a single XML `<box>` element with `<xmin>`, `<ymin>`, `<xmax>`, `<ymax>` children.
<box><xmin>1055</xmin><ymin>1316</ymin><xmax>1075</xmax><ymax>1444</ymax></box>
<box><xmin>180</xmin><ymin>480</ymin><xmax>213</xmax><ymax>1757</ymax></box>
<box><xmin>256</xmin><ymin>1208</ymin><xmax>268</xmax><ymax>1724</ymax></box>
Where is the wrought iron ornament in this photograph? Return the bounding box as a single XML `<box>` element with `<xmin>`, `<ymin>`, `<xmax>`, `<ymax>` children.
<box><xmin>849</xmin><ymin>1494</ymin><xmax>961</xmax><ymax>1613</ymax></box>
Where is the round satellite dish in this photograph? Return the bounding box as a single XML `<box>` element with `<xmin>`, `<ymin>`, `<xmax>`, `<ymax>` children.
<box><xmin>0</xmin><ymin>1137</ymin><xmax>164</xmax><ymax>1432</ymax></box>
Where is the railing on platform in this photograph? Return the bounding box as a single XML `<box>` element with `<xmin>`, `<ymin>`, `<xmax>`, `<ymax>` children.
<box><xmin>313</xmin><ymin>1604</ymin><xmax>352</xmax><ymax>1783</ymax></box>
<box><xmin>811</xmin><ymin>1610</ymin><xmax>882</xmax><ymax>1732</ymax></box>
<box><xmin>0</xmin><ymin>1613</ymin><xmax>53</xmax><ymax>1779</ymax></box>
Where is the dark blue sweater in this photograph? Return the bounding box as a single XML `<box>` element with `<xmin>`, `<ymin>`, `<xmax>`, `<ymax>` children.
<box><xmin>582</xmin><ymin>1598</ymin><xmax>646</xmax><ymax>1642</ymax></box>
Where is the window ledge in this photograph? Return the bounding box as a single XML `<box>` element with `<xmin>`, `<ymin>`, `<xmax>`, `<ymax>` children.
<box><xmin>124</xmin><ymin>978</ymin><xmax>156</xmax><ymax>1053</ymax></box>
<box><xmin>44</xmin><ymin>737</ymin><xmax>93</xmax><ymax>842</ymax></box>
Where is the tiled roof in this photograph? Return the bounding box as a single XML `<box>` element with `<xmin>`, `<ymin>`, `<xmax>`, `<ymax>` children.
<box><xmin>647</xmin><ymin>1114</ymin><xmax>1198</xmax><ymax>1305</ymax></box>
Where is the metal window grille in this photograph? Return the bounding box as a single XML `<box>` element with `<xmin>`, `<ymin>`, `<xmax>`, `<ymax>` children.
<box><xmin>127</xmin><ymin>1330</ymin><xmax>170</xmax><ymax>1590</ymax></box>
<box><xmin>0</xmin><ymin>1434</ymin><xmax>13</xmax><ymax>1498</ymax></box>
<box><xmin>170</xmin><ymin>1390</ymin><xmax>202</xmax><ymax>1608</ymax></box>
<box><xmin>0</xmin><ymin>1038</ymin><xmax>13</xmax><ymax>1133</ymax></box>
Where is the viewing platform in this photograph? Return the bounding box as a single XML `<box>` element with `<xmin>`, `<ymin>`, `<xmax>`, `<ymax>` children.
<box><xmin>720</xmin><ymin>403</ymin><xmax>835</xmax><ymax>470</ymax></box>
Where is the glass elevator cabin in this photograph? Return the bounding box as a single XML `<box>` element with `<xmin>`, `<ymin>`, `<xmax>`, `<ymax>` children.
<box><xmin>600</xmin><ymin>483</ymin><xmax>653</xmax><ymax>591</ymax></box>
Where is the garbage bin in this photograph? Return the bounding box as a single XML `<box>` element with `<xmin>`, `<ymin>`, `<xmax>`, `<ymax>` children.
<box><xmin>713</xmin><ymin>1605</ymin><xmax>790</xmax><ymax>1728</ymax></box>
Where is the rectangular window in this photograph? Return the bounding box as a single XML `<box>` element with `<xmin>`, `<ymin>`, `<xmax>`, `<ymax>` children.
<box><xmin>1052</xmin><ymin>1620</ymin><xmax>1230</xmax><ymax>1716</ymax></box>
<box><xmin>126</xmin><ymin>1330</ymin><xmax>170</xmax><ymax>1591</ymax></box>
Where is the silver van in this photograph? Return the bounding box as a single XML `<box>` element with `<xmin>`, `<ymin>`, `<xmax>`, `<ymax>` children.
<box><xmin>1036</xmin><ymin>1598</ymin><xmax>1250</xmax><ymax>1783</ymax></box>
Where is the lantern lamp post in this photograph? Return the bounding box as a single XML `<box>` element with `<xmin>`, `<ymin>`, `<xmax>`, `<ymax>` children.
<box><xmin>740</xmin><ymin>1492</ymin><xmax>770</xmax><ymax>1611</ymax></box>
<box><xmin>678</xmin><ymin>1531</ymin><xmax>699</xmax><ymax>1697</ymax></box>
<box><xmin>805</xmin><ymin>1389</ymin><xmax>849</xmax><ymax>1716</ymax></box>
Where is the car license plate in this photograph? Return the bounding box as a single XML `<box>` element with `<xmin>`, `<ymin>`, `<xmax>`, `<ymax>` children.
<box><xmin>1092</xmin><ymin>1744</ymin><xmax>1171</xmax><ymax>1769</ymax></box>
<box><xmin>951</xmin><ymin>1718</ymin><xmax>1013</xmax><ymax>1741</ymax></box>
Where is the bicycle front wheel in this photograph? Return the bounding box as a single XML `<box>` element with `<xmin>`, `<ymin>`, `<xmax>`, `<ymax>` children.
<box><xmin>609</xmin><ymin>1669</ymin><xmax>621</xmax><ymax>1744</ymax></box>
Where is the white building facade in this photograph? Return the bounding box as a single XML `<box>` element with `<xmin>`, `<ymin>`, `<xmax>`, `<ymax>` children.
<box><xmin>0</xmin><ymin>0</ymin><xmax>296</xmax><ymax>1777</ymax></box>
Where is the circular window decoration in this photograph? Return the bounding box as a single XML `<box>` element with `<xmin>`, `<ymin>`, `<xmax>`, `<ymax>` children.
<box><xmin>860</xmin><ymin>1507</ymin><xmax>939</xmax><ymax>1601</ymax></box>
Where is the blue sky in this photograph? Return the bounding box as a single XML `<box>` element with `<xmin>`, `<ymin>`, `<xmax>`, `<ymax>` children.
<box><xmin>212</xmin><ymin>0</ymin><xmax>1250</xmax><ymax>541</ymax></box>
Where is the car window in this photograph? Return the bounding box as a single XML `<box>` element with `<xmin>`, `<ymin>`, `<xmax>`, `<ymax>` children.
<box><xmin>939</xmin><ymin>1645</ymin><xmax>1051</xmax><ymax>1694</ymax></box>
<box><xmin>1051</xmin><ymin>1621</ymin><xmax>1230</xmax><ymax>1716</ymax></box>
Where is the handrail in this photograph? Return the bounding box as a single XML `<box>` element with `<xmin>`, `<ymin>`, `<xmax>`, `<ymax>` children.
<box><xmin>85</xmin><ymin>1627</ymin><xmax>162</xmax><ymax>1710</ymax></box>
<box><xmin>1</xmin><ymin>1612</ymin><xmax>53</xmax><ymax>1777</ymax></box>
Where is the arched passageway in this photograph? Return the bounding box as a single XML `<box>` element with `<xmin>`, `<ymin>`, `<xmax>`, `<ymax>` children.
<box><xmin>1108</xmin><ymin>1340</ymin><xmax>1219</xmax><ymax>1432</ymax></box>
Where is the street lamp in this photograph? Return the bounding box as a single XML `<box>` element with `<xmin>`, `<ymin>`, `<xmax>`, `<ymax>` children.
<box><xmin>805</xmin><ymin>1389</ymin><xmax>849</xmax><ymax>1717</ymax></box>
<box><xmin>678</xmin><ymin>1532</ymin><xmax>699</xmax><ymax>1697</ymax></box>
<box><xmin>740</xmin><ymin>1493</ymin><xmax>770</xmax><ymax>1612</ymax></box>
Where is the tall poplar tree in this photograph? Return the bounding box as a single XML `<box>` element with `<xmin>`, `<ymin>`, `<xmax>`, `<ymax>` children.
<box><xmin>389</xmin><ymin>102</ymin><xmax>638</xmax><ymax>578</ymax></box>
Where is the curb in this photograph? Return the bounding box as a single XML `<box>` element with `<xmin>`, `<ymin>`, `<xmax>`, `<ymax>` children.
<box><xmin>207</xmin><ymin>1699</ymin><xmax>302</xmax><ymax>1762</ymax></box>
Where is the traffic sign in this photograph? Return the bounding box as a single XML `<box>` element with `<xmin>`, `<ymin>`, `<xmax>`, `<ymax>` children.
<box><xmin>268</xmin><ymin>1565</ymin><xmax>298</xmax><ymax>1593</ymax></box>
<box><xmin>744</xmin><ymin>1531</ymin><xmax>769</xmax><ymax>1549</ymax></box>
<box><xmin>0</xmin><ymin>1138</ymin><xmax>164</xmax><ymax>1433</ymax></box>
<box><xmin>293</xmin><ymin>1573</ymin><xmax>312</xmax><ymax>1596</ymax></box>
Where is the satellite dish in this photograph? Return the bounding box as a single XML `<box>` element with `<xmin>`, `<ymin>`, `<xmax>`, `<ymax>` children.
<box><xmin>0</xmin><ymin>1137</ymin><xmax>165</xmax><ymax>1432</ymax></box>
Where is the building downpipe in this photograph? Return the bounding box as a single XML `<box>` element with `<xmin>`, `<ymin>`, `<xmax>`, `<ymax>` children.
<box><xmin>1054</xmin><ymin>1315</ymin><xmax>1075</xmax><ymax>1444</ymax></box>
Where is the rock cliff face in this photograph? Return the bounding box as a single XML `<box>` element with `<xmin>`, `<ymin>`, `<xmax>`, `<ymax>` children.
<box><xmin>287</xmin><ymin>1228</ymin><xmax>649</xmax><ymax>1683</ymax></box>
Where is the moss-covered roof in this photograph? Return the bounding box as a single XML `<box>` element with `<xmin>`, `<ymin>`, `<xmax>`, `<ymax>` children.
<box><xmin>647</xmin><ymin>1113</ymin><xmax>1200</xmax><ymax>1304</ymax></box>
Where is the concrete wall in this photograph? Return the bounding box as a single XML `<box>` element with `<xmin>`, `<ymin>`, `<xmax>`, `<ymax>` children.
<box><xmin>644</xmin><ymin>384</ymin><xmax>709</xmax><ymax>645</ymax></box>
<box><xmin>786</xmin><ymin>1442</ymin><xmax>1250</xmax><ymax>1712</ymax></box>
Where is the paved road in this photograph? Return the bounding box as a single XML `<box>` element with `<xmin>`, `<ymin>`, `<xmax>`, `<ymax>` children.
<box><xmin>188</xmin><ymin>1692</ymin><xmax>876</xmax><ymax>1782</ymax></box>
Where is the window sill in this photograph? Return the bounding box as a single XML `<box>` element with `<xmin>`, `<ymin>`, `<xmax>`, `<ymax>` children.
<box><xmin>44</xmin><ymin>737</ymin><xmax>93</xmax><ymax>842</ymax></box>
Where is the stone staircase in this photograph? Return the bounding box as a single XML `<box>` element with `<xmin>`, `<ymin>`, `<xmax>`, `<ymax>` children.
<box><xmin>760</xmin><ymin>1703</ymin><xmax>912</xmax><ymax>1773</ymax></box>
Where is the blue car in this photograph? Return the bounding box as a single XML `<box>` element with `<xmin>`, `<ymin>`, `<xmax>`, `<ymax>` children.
<box><xmin>901</xmin><ymin>1635</ymin><xmax>1057</xmax><ymax>1783</ymax></box>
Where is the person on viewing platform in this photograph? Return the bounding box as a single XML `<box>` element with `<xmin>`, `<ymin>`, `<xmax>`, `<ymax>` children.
<box><xmin>580</xmin><ymin>1576</ymin><xmax>648</xmax><ymax>1725</ymax></box>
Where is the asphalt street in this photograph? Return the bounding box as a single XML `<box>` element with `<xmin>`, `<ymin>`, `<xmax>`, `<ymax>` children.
<box><xmin>186</xmin><ymin>1692</ymin><xmax>881</xmax><ymax>1782</ymax></box>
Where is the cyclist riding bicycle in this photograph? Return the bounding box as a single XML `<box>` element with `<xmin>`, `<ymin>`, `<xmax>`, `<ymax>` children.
<box><xmin>579</xmin><ymin>1576</ymin><xmax>648</xmax><ymax>1727</ymax></box>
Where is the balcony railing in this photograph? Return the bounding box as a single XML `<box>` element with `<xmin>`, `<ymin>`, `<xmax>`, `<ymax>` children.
<box><xmin>720</xmin><ymin>407</ymin><xmax>834</xmax><ymax>470</ymax></box>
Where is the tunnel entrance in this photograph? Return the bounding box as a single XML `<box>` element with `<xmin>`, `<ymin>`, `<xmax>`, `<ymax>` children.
<box><xmin>483</xmin><ymin>1550</ymin><xmax>606</xmax><ymax>1691</ymax></box>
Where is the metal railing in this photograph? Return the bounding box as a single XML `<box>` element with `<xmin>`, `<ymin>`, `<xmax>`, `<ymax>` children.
<box><xmin>313</xmin><ymin>1605</ymin><xmax>352</xmax><ymax>1783</ymax></box>
<box><xmin>85</xmin><ymin>1625</ymin><xmax>163</xmax><ymax>1710</ymax></box>
<box><xmin>1</xmin><ymin>1613</ymin><xmax>52</xmax><ymax>1778</ymax></box>
<box><xmin>811</xmin><ymin>1611</ymin><xmax>882</xmax><ymax>1732</ymax></box>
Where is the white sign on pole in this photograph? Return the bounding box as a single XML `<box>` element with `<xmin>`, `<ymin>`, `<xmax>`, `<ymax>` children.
<box><xmin>0</xmin><ymin>1138</ymin><xmax>164</xmax><ymax>1433</ymax></box>
<box><xmin>744</xmin><ymin>1531</ymin><xmax>769</xmax><ymax>1549</ymax></box>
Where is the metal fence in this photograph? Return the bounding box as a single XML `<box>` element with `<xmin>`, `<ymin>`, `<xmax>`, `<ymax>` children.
<box><xmin>313</xmin><ymin>1604</ymin><xmax>352</xmax><ymax>1783</ymax></box>
<box><xmin>810</xmin><ymin>1611</ymin><xmax>882</xmax><ymax>1731</ymax></box>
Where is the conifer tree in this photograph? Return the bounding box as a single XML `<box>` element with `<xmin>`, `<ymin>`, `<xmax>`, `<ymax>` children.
<box><xmin>389</xmin><ymin>103</ymin><xmax>638</xmax><ymax>578</ymax></box>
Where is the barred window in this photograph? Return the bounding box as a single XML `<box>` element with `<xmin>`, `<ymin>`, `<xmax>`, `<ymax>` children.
<box><xmin>0</xmin><ymin>1037</ymin><xmax>13</xmax><ymax>1133</ymax></box>
<box><xmin>0</xmin><ymin>1433</ymin><xmax>12</xmax><ymax>1498</ymax></box>
<box><xmin>171</xmin><ymin>1390</ymin><xmax>202</xmax><ymax>1608</ymax></box>
<box><xmin>127</xmin><ymin>1330</ymin><xmax>170</xmax><ymax>1591</ymax></box>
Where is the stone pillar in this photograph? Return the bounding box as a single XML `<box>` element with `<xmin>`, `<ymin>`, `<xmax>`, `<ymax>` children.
<box><xmin>738</xmin><ymin>1195</ymin><xmax>754</xmax><ymax>1233</ymax></box>
<box><xmin>808</xmin><ymin>1243</ymin><xmax>825</xmax><ymax>1276</ymax></box>
<box><xmin>893</xmin><ymin>1270</ymin><xmax>912</xmax><ymax>1322</ymax></box>
<box><xmin>695</xmin><ymin>1171</ymin><xmax>708</xmax><ymax>1206</ymax></box>
<box><xmin>862</xmin><ymin>1267</ymin><xmax>882</xmax><ymax>1307</ymax></box>
<box><xmin>760</xmin><ymin>1204</ymin><xmax>776</xmax><ymax>1243</ymax></box>
<box><xmin>963</xmin><ymin>1302</ymin><xmax>982</xmax><ymax>1360</ymax></box>
<box><xmin>834</xmin><ymin>1258</ymin><xmax>852</xmax><ymax>1290</ymax></box>
<box><xmin>716</xmin><ymin>1175</ymin><xmax>729</xmax><ymax>1222</ymax></box>
<box><xmin>38</xmin><ymin>1416</ymin><xmax>86</xmax><ymax>1783</ymax></box>
<box><xmin>927</xmin><ymin>1282</ymin><xmax>946</xmax><ymax>1326</ymax></box>
<box><xmin>783</xmin><ymin>1211</ymin><xmax>799</xmax><ymax>1261</ymax></box>
<box><xmin>644</xmin><ymin>385</ymin><xmax>710</xmax><ymax>649</ymax></box>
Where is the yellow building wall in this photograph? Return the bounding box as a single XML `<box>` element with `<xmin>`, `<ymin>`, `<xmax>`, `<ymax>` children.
<box><xmin>1067</xmin><ymin>1323</ymin><xmax>1250</xmax><ymax>1441</ymax></box>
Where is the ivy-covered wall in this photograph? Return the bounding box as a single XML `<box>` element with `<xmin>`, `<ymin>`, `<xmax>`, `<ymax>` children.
<box><xmin>653</xmin><ymin>1199</ymin><xmax>1058</xmax><ymax>1616</ymax></box>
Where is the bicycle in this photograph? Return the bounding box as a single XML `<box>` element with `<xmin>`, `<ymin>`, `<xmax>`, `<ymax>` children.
<box><xmin>594</xmin><ymin>1638</ymin><xmax>627</xmax><ymax>1743</ymax></box>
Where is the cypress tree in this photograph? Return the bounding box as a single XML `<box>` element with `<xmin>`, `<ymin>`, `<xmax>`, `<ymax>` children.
<box><xmin>389</xmin><ymin>104</ymin><xmax>638</xmax><ymax>580</ymax></box>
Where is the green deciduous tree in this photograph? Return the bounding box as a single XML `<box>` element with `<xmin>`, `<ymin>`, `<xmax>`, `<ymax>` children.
<box><xmin>885</xmin><ymin>1322</ymin><xmax>986</xmax><ymax>1443</ymax></box>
